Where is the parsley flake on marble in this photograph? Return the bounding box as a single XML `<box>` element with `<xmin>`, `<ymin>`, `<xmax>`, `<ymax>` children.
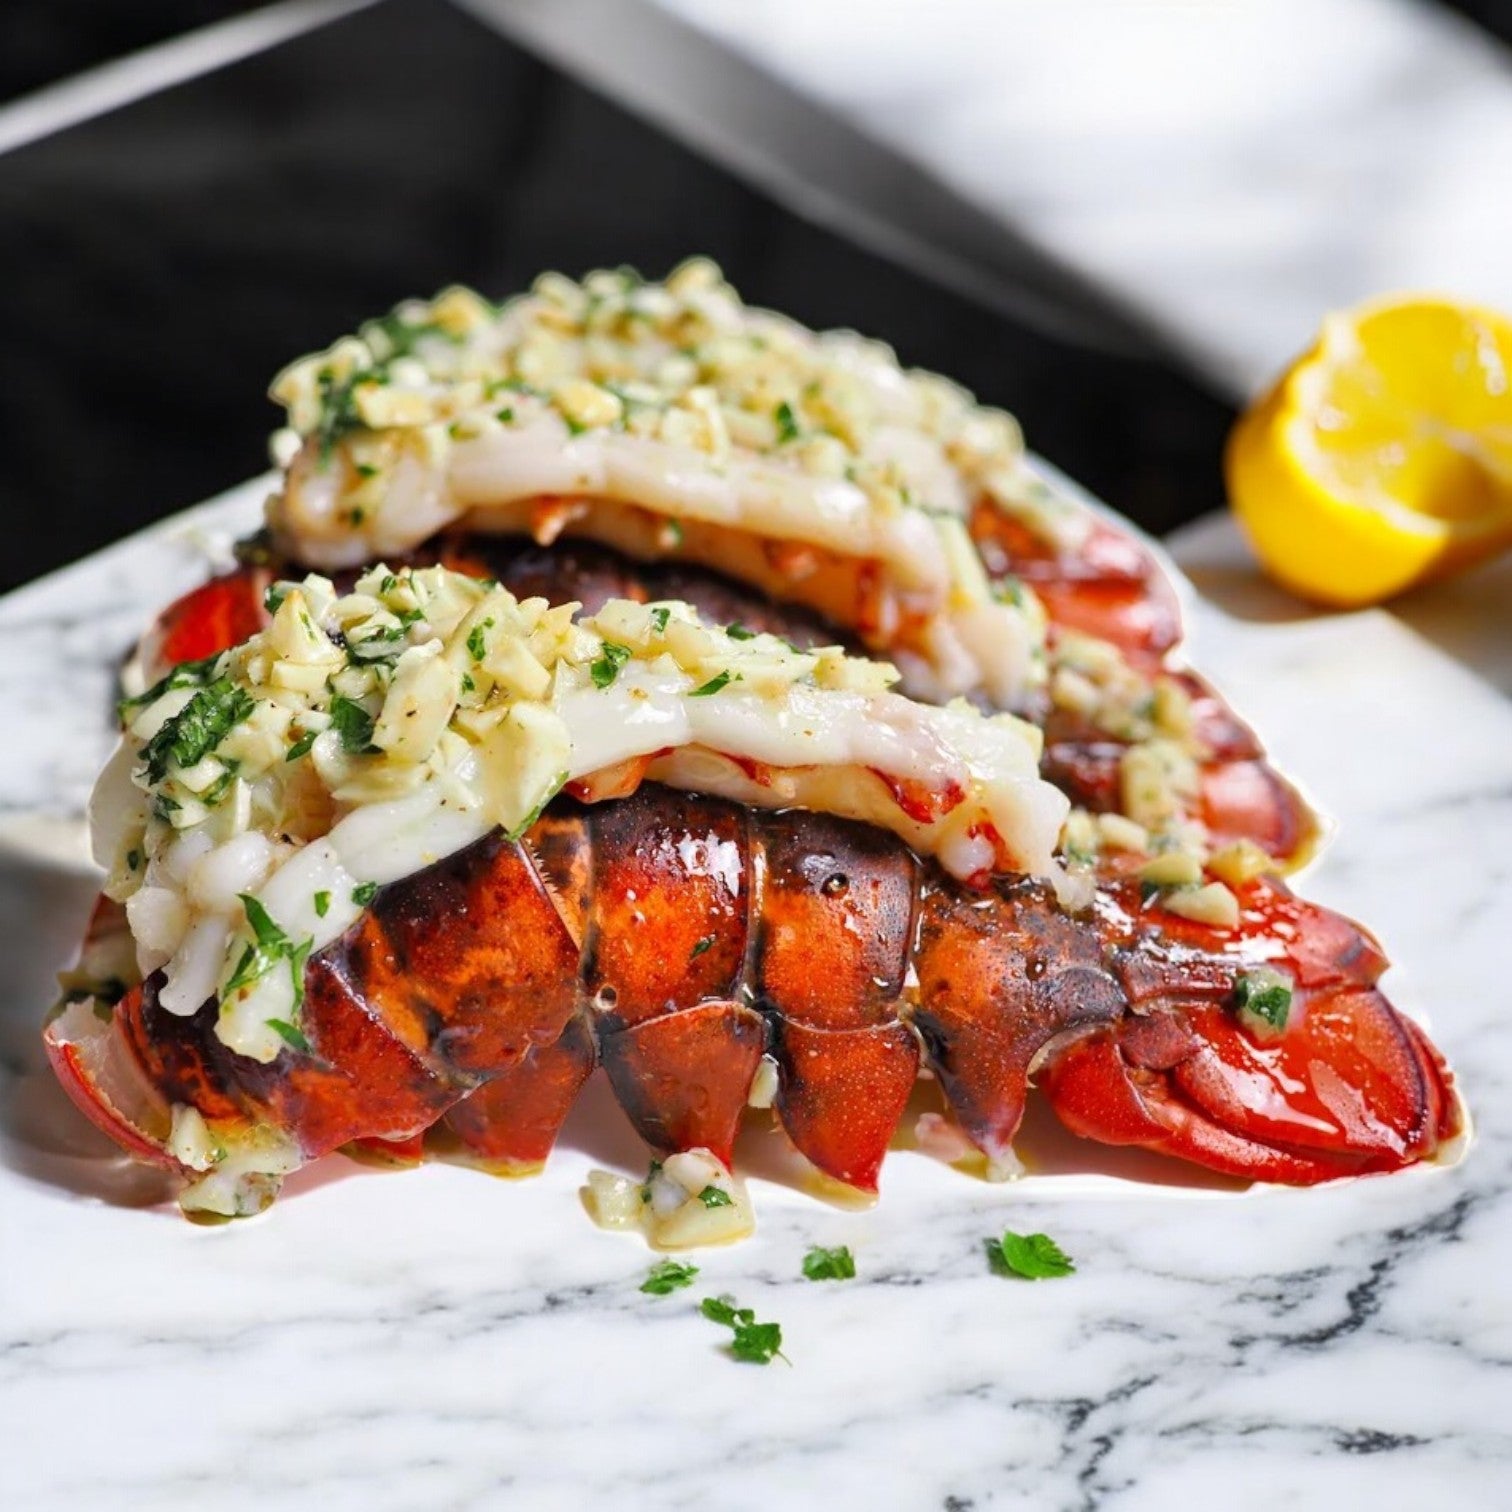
<box><xmin>801</xmin><ymin>1245</ymin><xmax>856</xmax><ymax>1281</ymax></box>
<box><xmin>986</xmin><ymin>1229</ymin><xmax>1075</xmax><ymax>1280</ymax></box>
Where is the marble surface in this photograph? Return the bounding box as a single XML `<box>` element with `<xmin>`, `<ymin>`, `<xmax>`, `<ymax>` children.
<box><xmin>2</xmin><ymin>480</ymin><xmax>1510</xmax><ymax>1510</ymax></box>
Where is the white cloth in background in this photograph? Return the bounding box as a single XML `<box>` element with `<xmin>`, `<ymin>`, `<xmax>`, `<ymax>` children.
<box><xmin>650</xmin><ymin>0</ymin><xmax>1512</xmax><ymax>395</ymax></box>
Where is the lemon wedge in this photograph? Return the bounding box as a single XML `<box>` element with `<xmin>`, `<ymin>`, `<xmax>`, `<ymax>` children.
<box><xmin>1225</xmin><ymin>295</ymin><xmax>1512</xmax><ymax>607</ymax></box>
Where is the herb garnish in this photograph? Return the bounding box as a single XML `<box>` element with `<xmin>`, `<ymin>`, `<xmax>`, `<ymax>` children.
<box><xmin>285</xmin><ymin>730</ymin><xmax>318</xmax><ymax>762</ymax></box>
<box><xmin>224</xmin><ymin>895</ymin><xmax>313</xmax><ymax>1016</ymax></box>
<box><xmin>364</xmin><ymin>310</ymin><xmax>458</xmax><ymax>361</ymax></box>
<box><xmin>700</xmin><ymin>1296</ymin><xmax>787</xmax><ymax>1365</ymax></box>
<box><xmin>689</xmin><ymin>935</ymin><xmax>715</xmax><ymax>960</ymax></box>
<box><xmin>312</xmin><ymin>364</ymin><xmax>372</xmax><ymax>464</ymax></box>
<box><xmin>349</xmin><ymin>609</ymin><xmax>423</xmax><ymax>662</ymax></box>
<box><xmin>641</xmin><ymin>1260</ymin><xmax>699</xmax><ymax>1296</ymax></box>
<box><xmin>696</xmin><ymin>1185</ymin><xmax>732</xmax><ymax>1209</ymax></box>
<box><xmin>1233</xmin><ymin>971</ymin><xmax>1292</xmax><ymax>1032</ymax></box>
<box><xmin>505</xmin><ymin>770</ymin><xmax>570</xmax><ymax>842</ymax></box>
<box><xmin>117</xmin><ymin>652</ymin><xmax>223</xmax><ymax>724</ymax></box>
<box><xmin>801</xmin><ymin>1245</ymin><xmax>856</xmax><ymax>1281</ymax></box>
<box><xmin>200</xmin><ymin>761</ymin><xmax>241</xmax><ymax>806</ymax></box>
<box><xmin>649</xmin><ymin>606</ymin><xmax>671</xmax><ymax>634</ymax></box>
<box><xmin>266</xmin><ymin>1018</ymin><xmax>312</xmax><ymax>1054</ymax></box>
<box><xmin>986</xmin><ymin>1229</ymin><xmax>1075</xmax><ymax>1280</ymax></box>
<box><xmin>313</xmin><ymin>891</ymin><xmax>331</xmax><ymax>919</ymax></box>
<box><xmin>590</xmin><ymin>640</ymin><xmax>633</xmax><ymax>689</ymax></box>
<box><xmin>774</xmin><ymin>400</ymin><xmax>801</xmax><ymax>444</ymax></box>
<box><xmin>328</xmin><ymin>695</ymin><xmax>377</xmax><ymax>754</ymax></box>
<box><xmin>992</xmin><ymin>575</ymin><xmax>1027</xmax><ymax>608</ymax></box>
<box><xmin>689</xmin><ymin>671</ymin><xmax>734</xmax><ymax>697</ymax></box>
<box><xmin>140</xmin><ymin>679</ymin><xmax>255</xmax><ymax>784</ymax></box>
<box><xmin>351</xmin><ymin>882</ymin><xmax>379</xmax><ymax>908</ymax></box>
<box><xmin>726</xmin><ymin>624</ymin><xmax>756</xmax><ymax>641</ymax></box>
<box><xmin>467</xmin><ymin>619</ymin><xmax>494</xmax><ymax>662</ymax></box>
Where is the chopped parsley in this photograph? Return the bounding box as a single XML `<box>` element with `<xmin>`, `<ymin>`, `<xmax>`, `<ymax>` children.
<box><xmin>801</xmin><ymin>1245</ymin><xmax>856</xmax><ymax>1281</ymax></box>
<box><xmin>640</xmin><ymin>1260</ymin><xmax>699</xmax><ymax>1296</ymax></box>
<box><xmin>649</xmin><ymin>606</ymin><xmax>671</xmax><ymax>634</ymax></box>
<box><xmin>223</xmin><ymin>894</ymin><xmax>313</xmax><ymax>1016</ymax></box>
<box><xmin>313</xmin><ymin>891</ymin><xmax>331</xmax><ymax>918</ymax></box>
<box><xmin>986</xmin><ymin>1229</ymin><xmax>1075</xmax><ymax>1280</ymax></box>
<box><xmin>140</xmin><ymin>678</ymin><xmax>255</xmax><ymax>784</ymax></box>
<box><xmin>696</xmin><ymin>1185</ymin><xmax>732</xmax><ymax>1209</ymax></box>
<box><xmin>495</xmin><ymin>406</ymin><xmax>514</xmax><ymax>424</ymax></box>
<box><xmin>312</xmin><ymin>363</ymin><xmax>374</xmax><ymax>465</ymax></box>
<box><xmin>117</xmin><ymin>652</ymin><xmax>223</xmax><ymax>723</ymax></box>
<box><xmin>263</xmin><ymin>584</ymin><xmax>288</xmax><ymax>615</ymax></box>
<box><xmin>363</xmin><ymin>310</ymin><xmax>459</xmax><ymax>362</ymax></box>
<box><xmin>689</xmin><ymin>670</ymin><xmax>734</xmax><ymax>697</ymax></box>
<box><xmin>505</xmin><ymin>770</ymin><xmax>570</xmax><ymax>842</ymax></box>
<box><xmin>349</xmin><ymin>609</ymin><xmax>423</xmax><ymax>662</ymax></box>
<box><xmin>351</xmin><ymin>882</ymin><xmax>379</xmax><ymax>908</ymax></box>
<box><xmin>689</xmin><ymin>935</ymin><xmax>715</xmax><ymax>960</ymax></box>
<box><xmin>992</xmin><ymin>575</ymin><xmax>1027</xmax><ymax>608</ymax></box>
<box><xmin>774</xmin><ymin>400</ymin><xmax>801</xmax><ymax>444</ymax></box>
<box><xmin>266</xmin><ymin>1018</ymin><xmax>311</xmax><ymax>1054</ymax></box>
<box><xmin>493</xmin><ymin>377</ymin><xmax>545</xmax><ymax>399</ymax></box>
<box><xmin>328</xmin><ymin>694</ymin><xmax>377</xmax><ymax>754</ymax></box>
<box><xmin>467</xmin><ymin>619</ymin><xmax>494</xmax><ymax>662</ymax></box>
<box><xmin>589</xmin><ymin>640</ymin><xmax>633</xmax><ymax>689</ymax></box>
<box><xmin>700</xmin><ymin>1295</ymin><xmax>787</xmax><ymax>1365</ymax></box>
<box><xmin>285</xmin><ymin>730</ymin><xmax>318</xmax><ymax>763</ymax></box>
<box><xmin>726</xmin><ymin>623</ymin><xmax>757</xmax><ymax>641</ymax></box>
<box><xmin>1232</xmin><ymin>971</ymin><xmax>1292</xmax><ymax>1032</ymax></box>
<box><xmin>200</xmin><ymin>761</ymin><xmax>241</xmax><ymax>806</ymax></box>
<box><xmin>640</xmin><ymin>1158</ymin><xmax>663</xmax><ymax>1202</ymax></box>
<box><xmin>354</xmin><ymin>462</ymin><xmax>380</xmax><ymax>479</ymax></box>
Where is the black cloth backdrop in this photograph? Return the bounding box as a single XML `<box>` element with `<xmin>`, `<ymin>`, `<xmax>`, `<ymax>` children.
<box><xmin>0</xmin><ymin>0</ymin><xmax>1248</xmax><ymax>591</ymax></box>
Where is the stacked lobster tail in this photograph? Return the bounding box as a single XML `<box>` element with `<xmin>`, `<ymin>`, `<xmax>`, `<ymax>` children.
<box><xmin>966</xmin><ymin>490</ymin><xmax>1320</xmax><ymax>873</ymax></box>
<box><xmin>50</xmin><ymin>261</ymin><xmax>1463</xmax><ymax>1231</ymax></box>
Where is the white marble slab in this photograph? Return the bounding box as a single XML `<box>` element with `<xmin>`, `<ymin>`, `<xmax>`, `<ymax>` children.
<box><xmin>1</xmin><ymin>483</ymin><xmax>1508</xmax><ymax>1510</ymax></box>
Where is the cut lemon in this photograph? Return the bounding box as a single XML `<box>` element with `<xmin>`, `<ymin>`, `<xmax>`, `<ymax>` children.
<box><xmin>1225</xmin><ymin>295</ymin><xmax>1512</xmax><ymax>607</ymax></box>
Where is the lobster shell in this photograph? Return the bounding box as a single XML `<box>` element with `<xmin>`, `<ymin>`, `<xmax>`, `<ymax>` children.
<box><xmin>56</xmin><ymin>786</ymin><xmax>1457</xmax><ymax>1204</ymax></box>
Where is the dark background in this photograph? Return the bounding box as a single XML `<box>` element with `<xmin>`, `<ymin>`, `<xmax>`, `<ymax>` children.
<box><xmin>3</xmin><ymin>0</ymin><xmax>1508</xmax><ymax>593</ymax></box>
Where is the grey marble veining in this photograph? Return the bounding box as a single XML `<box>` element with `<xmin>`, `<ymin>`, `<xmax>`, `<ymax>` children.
<box><xmin>1</xmin><ymin>482</ymin><xmax>1508</xmax><ymax>1510</ymax></box>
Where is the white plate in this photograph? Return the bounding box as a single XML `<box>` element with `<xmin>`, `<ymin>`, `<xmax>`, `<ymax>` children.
<box><xmin>1</xmin><ymin>479</ymin><xmax>1507</xmax><ymax>1510</ymax></box>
